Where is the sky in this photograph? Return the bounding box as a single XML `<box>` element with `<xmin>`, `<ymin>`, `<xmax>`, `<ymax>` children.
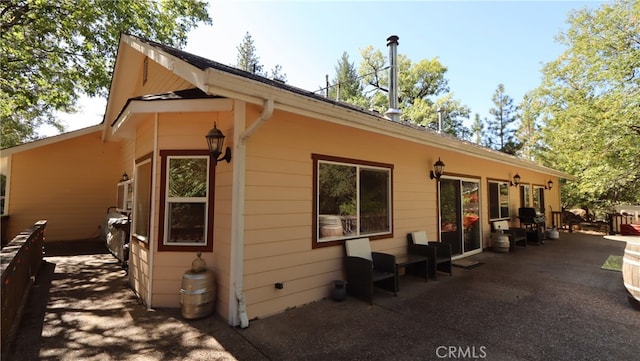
<box><xmin>51</xmin><ymin>0</ymin><xmax>607</xmax><ymax>136</ymax></box>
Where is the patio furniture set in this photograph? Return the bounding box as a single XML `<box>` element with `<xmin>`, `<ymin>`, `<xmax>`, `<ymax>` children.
<box><xmin>343</xmin><ymin>231</ymin><xmax>452</xmax><ymax>304</ymax></box>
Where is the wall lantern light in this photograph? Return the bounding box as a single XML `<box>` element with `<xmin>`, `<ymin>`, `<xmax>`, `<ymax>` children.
<box><xmin>429</xmin><ymin>157</ymin><xmax>445</xmax><ymax>181</ymax></box>
<box><xmin>205</xmin><ymin>122</ymin><xmax>232</xmax><ymax>164</ymax></box>
<box><xmin>120</xmin><ymin>172</ymin><xmax>129</xmax><ymax>182</ymax></box>
<box><xmin>545</xmin><ymin>180</ymin><xmax>554</xmax><ymax>190</ymax></box>
<box><xmin>510</xmin><ymin>173</ymin><xmax>521</xmax><ymax>187</ymax></box>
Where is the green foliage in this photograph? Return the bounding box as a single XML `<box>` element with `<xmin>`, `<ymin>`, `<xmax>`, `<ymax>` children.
<box><xmin>0</xmin><ymin>0</ymin><xmax>211</xmax><ymax>148</ymax></box>
<box><xmin>236</xmin><ymin>32</ymin><xmax>264</xmax><ymax>74</ymax></box>
<box><xmin>325</xmin><ymin>45</ymin><xmax>471</xmax><ymax>139</ymax></box>
<box><xmin>529</xmin><ymin>0</ymin><xmax>640</xmax><ymax>210</ymax></box>
<box><xmin>168</xmin><ymin>158</ymin><xmax>208</xmax><ymax>198</ymax></box>
<box><xmin>235</xmin><ymin>31</ymin><xmax>286</xmax><ymax>81</ymax></box>
<box><xmin>486</xmin><ymin>84</ymin><xmax>520</xmax><ymax>154</ymax></box>
<box><xmin>318</xmin><ymin>163</ymin><xmax>357</xmax><ymax>216</ymax></box>
<box><xmin>328</xmin><ymin>52</ymin><xmax>365</xmax><ymax>104</ymax></box>
<box><xmin>470</xmin><ymin>113</ymin><xmax>484</xmax><ymax>145</ymax></box>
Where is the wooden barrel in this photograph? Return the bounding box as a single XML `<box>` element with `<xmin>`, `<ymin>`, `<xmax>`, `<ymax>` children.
<box><xmin>180</xmin><ymin>269</ymin><xmax>216</xmax><ymax>319</ymax></box>
<box><xmin>622</xmin><ymin>241</ymin><xmax>640</xmax><ymax>305</ymax></box>
<box><xmin>319</xmin><ymin>215</ymin><xmax>343</xmax><ymax>238</ymax></box>
<box><xmin>492</xmin><ymin>234</ymin><xmax>510</xmax><ymax>253</ymax></box>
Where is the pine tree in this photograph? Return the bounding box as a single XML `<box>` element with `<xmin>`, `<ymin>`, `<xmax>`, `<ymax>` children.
<box><xmin>236</xmin><ymin>32</ymin><xmax>264</xmax><ymax>74</ymax></box>
<box><xmin>486</xmin><ymin>84</ymin><xmax>520</xmax><ymax>154</ymax></box>
<box><xmin>471</xmin><ymin>113</ymin><xmax>484</xmax><ymax>145</ymax></box>
<box><xmin>329</xmin><ymin>52</ymin><xmax>362</xmax><ymax>102</ymax></box>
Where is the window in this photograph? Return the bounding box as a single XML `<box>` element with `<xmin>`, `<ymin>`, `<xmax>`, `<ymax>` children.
<box><xmin>313</xmin><ymin>154</ymin><xmax>393</xmax><ymax>247</ymax></box>
<box><xmin>533</xmin><ymin>186</ymin><xmax>545</xmax><ymax>213</ymax></box>
<box><xmin>488</xmin><ymin>180</ymin><xmax>510</xmax><ymax>220</ymax></box>
<box><xmin>132</xmin><ymin>155</ymin><xmax>152</xmax><ymax>242</ymax></box>
<box><xmin>158</xmin><ymin>150</ymin><xmax>214</xmax><ymax>252</ymax></box>
<box><xmin>116</xmin><ymin>179</ymin><xmax>133</xmax><ymax>213</ymax></box>
<box><xmin>520</xmin><ymin>184</ymin><xmax>531</xmax><ymax>208</ymax></box>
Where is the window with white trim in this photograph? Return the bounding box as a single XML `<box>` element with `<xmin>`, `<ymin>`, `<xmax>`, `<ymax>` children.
<box><xmin>158</xmin><ymin>150</ymin><xmax>213</xmax><ymax>252</ymax></box>
<box><xmin>313</xmin><ymin>154</ymin><xmax>393</xmax><ymax>245</ymax></box>
<box><xmin>132</xmin><ymin>155</ymin><xmax>152</xmax><ymax>242</ymax></box>
<box><xmin>488</xmin><ymin>180</ymin><xmax>510</xmax><ymax>220</ymax></box>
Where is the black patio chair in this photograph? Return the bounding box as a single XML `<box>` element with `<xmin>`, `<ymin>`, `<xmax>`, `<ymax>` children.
<box><xmin>407</xmin><ymin>231</ymin><xmax>452</xmax><ymax>280</ymax></box>
<box><xmin>344</xmin><ymin>238</ymin><xmax>397</xmax><ymax>305</ymax></box>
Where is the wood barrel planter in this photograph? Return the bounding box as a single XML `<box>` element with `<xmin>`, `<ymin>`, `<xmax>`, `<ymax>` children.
<box><xmin>319</xmin><ymin>215</ymin><xmax>343</xmax><ymax>238</ymax></box>
<box><xmin>623</xmin><ymin>241</ymin><xmax>640</xmax><ymax>309</ymax></box>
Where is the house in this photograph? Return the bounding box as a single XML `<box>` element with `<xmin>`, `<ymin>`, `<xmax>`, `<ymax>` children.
<box><xmin>0</xmin><ymin>34</ymin><xmax>573</xmax><ymax>326</ymax></box>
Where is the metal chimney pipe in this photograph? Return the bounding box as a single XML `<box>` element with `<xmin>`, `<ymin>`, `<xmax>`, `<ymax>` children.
<box><xmin>384</xmin><ymin>35</ymin><xmax>401</xmax><ymax>122</ymax></box>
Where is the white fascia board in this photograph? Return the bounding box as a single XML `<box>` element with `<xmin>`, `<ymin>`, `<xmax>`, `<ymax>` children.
<box><xmin>110</xmin><ymin>98</ymin><xmax>233</xmax><ymax>139</ymax></box>
<box><xmin>1</xmin><ymin>125</ymin><xmax>103</xmax><ymax>156</ymax></box>
<box><xmin>203</xmin><ymin>70</ymin><xmax>573</xmax><ymax>179</ymax></box>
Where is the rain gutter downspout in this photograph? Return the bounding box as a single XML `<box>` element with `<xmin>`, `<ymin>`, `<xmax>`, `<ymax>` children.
<box><xmin>147</xmin><ymin>113</ymin><xmax>159</xmax><ymax>310</ymax></box>
<box><xmin>240</xmin><ymin>99</ymin><xmax>274</xmax><ymax>142</ymax></box>
<box><xmin>232</xmin><ymin>98</ymin><xmax>274</xmax><ymax>328</ymax></box>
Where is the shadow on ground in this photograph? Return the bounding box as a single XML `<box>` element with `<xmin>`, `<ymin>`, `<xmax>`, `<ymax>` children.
<box><xmin>6</xmin><ymin>233</ymin><xmax>640</xmax><ymax>361</ymax></box>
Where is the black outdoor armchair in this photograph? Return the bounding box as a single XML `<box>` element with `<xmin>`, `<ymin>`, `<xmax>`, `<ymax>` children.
<box><xmin>407</xmin><ymin>231</ymin><xmax>452</xmax><ymax>280</ymax></box>
<box><xmin>344</xmin><ymin>238</ymin><xmax>397</xmax><ymax>305</ymax></box>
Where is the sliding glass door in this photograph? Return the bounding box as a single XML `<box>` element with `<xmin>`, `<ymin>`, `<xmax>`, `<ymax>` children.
<box><xmin>439</xmin><ymin>177</ymin><xmax>482</xmax><ymax>257</ymax></box>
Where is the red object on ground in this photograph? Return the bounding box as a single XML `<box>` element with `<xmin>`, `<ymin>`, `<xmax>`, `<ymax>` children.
<box><xmin>620</xmin><ymin>224</ymin><xmax>640</xmax><ymax>236</ymax></box>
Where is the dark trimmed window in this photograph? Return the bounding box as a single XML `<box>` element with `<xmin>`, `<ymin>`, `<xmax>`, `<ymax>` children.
<box><xmin>488</xmin><ymin>180</ymin><xmax>510</xmax><ymax>220</ymax></box>
<box><xmin>158</xmin><ymin>150</ymin><xmax>214</xmax><ymax>252</ymax></box>
<box><xmin>533</xmin><ymin>186</ymin><xmax>545</xmax><ymax>213</ymax></box>
<box><xmin>312</xmin><ymin>154</ymin><xmax>393</xmax><ymax>247</ymax></box>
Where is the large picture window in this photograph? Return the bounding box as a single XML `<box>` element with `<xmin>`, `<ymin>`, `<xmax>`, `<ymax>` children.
<box><xmin>488</xmin><ymin>180</ymin><xmax>510</xmax><ymax>220</ymax></box>
<box><xmin>313</xmin><ymin>154</ymin><xmax>393</xmax><ymax>247</ymax></box>
<box><xmin>158</xmin><ymin>150</ymin><xmax>214</xmax><ymax>252</ymax></box>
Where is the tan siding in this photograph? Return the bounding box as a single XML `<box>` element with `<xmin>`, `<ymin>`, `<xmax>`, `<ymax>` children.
<box><xmin>128</xmin><ymin>240</ymin><xmax>150</xmax><ymax>303</ymax></box>
<box><xmin>7</xmin><ymin>132</ymin><xmax>122</xmax><ymax>241</ymax></box>
<box><xmin>125</xmin><ymin>119</ymin><xmax>156</xmax><ymax>305</ymax></box>
<box><xmin>240</xmin><ymin>109</ymin><xmax>562</xmax><ymax>321</ymax></box>
<box><xmin>148</xmin><ymin>112</ymin><xmax>234</xmax><ymax>321</ymax></box>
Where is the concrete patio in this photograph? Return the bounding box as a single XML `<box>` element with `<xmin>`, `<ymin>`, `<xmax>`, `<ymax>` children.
<box><xmin>5</xmin><ymin>232</ymin><xmax>640</xmax><ymax>361</ymax></box>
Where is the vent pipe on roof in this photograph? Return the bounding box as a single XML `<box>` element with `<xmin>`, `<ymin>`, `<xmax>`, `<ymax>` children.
<box><xmin>384</xmin><ymin>35</ymin><xmax>401</xmax><ymax>122</ymax></box>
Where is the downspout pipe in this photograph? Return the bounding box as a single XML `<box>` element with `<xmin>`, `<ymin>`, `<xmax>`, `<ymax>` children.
<box><xmin>240</xmin><ymin>99</ymin><xmax>274</xmax><ymax>143</ymax></box>
<box><xmin>232</xmin><ymin>98</ymin><xmax>274</xmax><ymax>329</ymax></box>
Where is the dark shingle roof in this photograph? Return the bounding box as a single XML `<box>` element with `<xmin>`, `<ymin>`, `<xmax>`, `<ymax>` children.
<box><xmin>134</xmin><ymin>35</ymin><xmax>384</xmax><ymax>119</ymax></box>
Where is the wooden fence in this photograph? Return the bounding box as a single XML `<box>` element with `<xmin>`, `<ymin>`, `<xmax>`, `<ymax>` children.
<box><xmin>1</xmin><ymin>220</ymin><xmax>47</xmax><ymax>353</ymax></box>
<box><xmin>608</xmin><ymin>213</ymin><xmax>635</xmax><ymax>235</ymax></box>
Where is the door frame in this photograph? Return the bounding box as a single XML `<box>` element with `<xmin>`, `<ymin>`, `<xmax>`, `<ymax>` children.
<box><xmin>438</xmin><ymin>175</ymin><xmax>483</xmax><ymax>259</ymax></box>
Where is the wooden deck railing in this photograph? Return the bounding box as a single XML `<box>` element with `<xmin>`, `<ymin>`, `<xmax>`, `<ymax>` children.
<box><xmin>608</xmin><ymin>213</ymin><xmax>635</xmax><ymax>235</ymax></box>
<box><xmin>1</xmin><ymin>220</ymin><xmax>47</xmax><ymax>352</ymax></box>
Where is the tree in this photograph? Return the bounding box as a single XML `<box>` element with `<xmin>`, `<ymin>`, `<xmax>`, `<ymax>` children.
<box><xmin>235</xmin><ymin>31</ymin><xmax>287</xmax><ymax>82</ymax></box>
<box><xmin>470</xmin><ymin>113</ymin><xmax>485</xmax><ymax>145</ymax></box>
<box><xmin>486</xmin><ymin>84</ymin><xmax>520</xmax><ymax>154</ymax></box>
<box><xmin>516</xmin><ymin>93</ymin><xmax>542</xmax><ymax>161</ymax></box>
<box><xmin>357</xmin><ymin>45</ymin><xmax>471</xmax><ymax>139</ymax></box>
<box><xmin>0</xmin><ymin>0</ymin><xmax>211</xmax><ymax>148</ymax></box>
<box><xmin>530</xmin><ymin>0</ymin><xmax>640</xmax><ymax>210</ymax></box>
<box><xmin>328</xmin><ymin>52</ymin><xmax>365</xmax><ymax>105</ymax></box>
<box><xmin>236</xmin><ymin>32</ymin><xmax>264</xmax><ymax>74</ymax></box>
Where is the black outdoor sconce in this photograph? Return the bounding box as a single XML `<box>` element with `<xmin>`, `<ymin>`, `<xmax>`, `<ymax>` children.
<box><xmin>545</xmin><ymin>180</ymin><xmax>554</xmax><ymax>190</ymax></box>
<box><xmin>429</xmin><ymin>158</ymin><xmax>445</xmax><ymax>181</ymax></box>
<box><xmin>510</xmin><ymin>173</ymin><xmax>521</xmax><ymax>187</ymax></box>
<box><xmin>205</xmin><ymin>122</ymin><xmax>232</xmax><ymax>164</ymax></box>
